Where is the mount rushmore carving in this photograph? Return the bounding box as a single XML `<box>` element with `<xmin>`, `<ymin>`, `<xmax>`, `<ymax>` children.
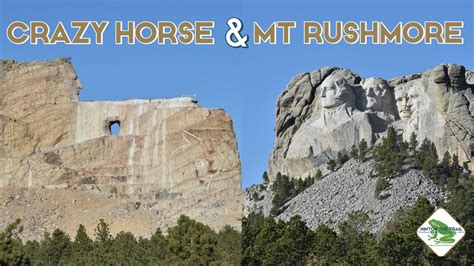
<box><xmin>269</xmin><ymin>64</ymin><xmax>473</xmax><ymax>181</ymax></box>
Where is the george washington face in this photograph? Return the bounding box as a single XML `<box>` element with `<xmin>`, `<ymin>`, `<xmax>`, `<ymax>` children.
<box><xmin>320</xmin><ymin>73</ymin><xmax>355</xmax><ymax>109</ymax></box>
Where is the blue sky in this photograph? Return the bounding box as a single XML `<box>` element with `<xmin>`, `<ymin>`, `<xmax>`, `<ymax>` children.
<box><xmin>1</xmin><ymin>0</ymin><xmax>473</xmax><ymax>188</ymax></box>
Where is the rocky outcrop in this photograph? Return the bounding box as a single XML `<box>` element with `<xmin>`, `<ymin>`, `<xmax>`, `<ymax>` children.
<box><xmin>269</xmin><ymin>64</ymin><xmax>473</xmax><ymax>182</ymax></box>
<box><xmin>0</xmin><ymin>58</ymin><xmax>243</xmax><ymax>239</ymax></box>
<box><xmin>391</xmin><ymin>64</ymin><xmax>473</xmax><ymax>169</ymax></box>
<box><xmin>278</xmin><ymin>160</ymin><xmax>448</xmax><ymax>235</ymax></box>
<box><xmin>244</xmin><ymin>184</ymin><xmax>272</xmax><ymax>217</ymax></box>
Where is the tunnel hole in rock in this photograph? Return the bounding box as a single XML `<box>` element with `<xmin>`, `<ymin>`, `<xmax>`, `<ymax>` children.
<box><xmin>109</xmin><ymin>120</ymin><xmax>121</xmax><ymax>136</ymax></box>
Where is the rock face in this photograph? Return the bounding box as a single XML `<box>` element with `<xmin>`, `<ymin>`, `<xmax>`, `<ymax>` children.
<box><xmin>244</xmin><ymin>184</ymin><xmax>272</xmax><ymax>217</ymax></box>
<box><xmin>278</xmin><ymin>160</ymin><xmax>448</xmax><ymax>235</ymax></box>
<box><xmin>0</xmin><ymin>59</ymin><xmax>242</xmax><ymax>239</ymax></box>
<box><xmin>270</xmin><ymin>64</ymin><xmax>473</xmax><ymax>181</ymax></box>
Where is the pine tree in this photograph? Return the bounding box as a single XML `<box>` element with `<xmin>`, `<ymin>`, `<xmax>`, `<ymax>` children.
<box><xmin>375</xmin><ymin>177</ymin><xmax>388</xmax><ymax>196</ymax></box>
<box><xmin>315</xmin><ymin>169</ymin><xmax>323</xmax><ymax>180</ymax></box>
<box><xmin>0</xmin><ymin>218</ymin><xmax>26</xmax><ymax>265</ymax></box>
<box><xmin>450</xmin><ymin>154</ymin><xmax>462</xmax><ymax>179</ymax></box>
<box><xmin>400</xmin><ymin>141</ymin><xmax>409</xmax><ymax>160</ymax></box>
<box><xmin>422</xmin><ymin>156</ymin><xmax>437</xmax><ymax>177</ymax></box>
<box><xmin>95</xmin><ymin>219</ymin><xmax>112</xmax><ymax>244</ymax></box>
<box><xmin>386</xmin><ymin>126</ymin><xmax>397</xmax><ymax>149</ymax></box>
<box><xmin>327</xmin><ymin>159</ymin><xmax>337</xmax><ymax>172</ymax></box>
<box><xmin>451</xmin><ymin>154</ymin><xmax>459</xmax><ymax>168</ymax></box>
<box><xmin>377</xmin><ymin>232</ymin><xmax>408</xmax><ymax>264</ymax></box>
<box><xmin>337</xmin><ymin>211</ymin><xmax>376</xmax><ymax>264</ymax></box>
<box><xmin>358</xmin><ymin>139</ymin><xmax>368</xmax><ymax>161</ymax></box>
<box><xmin>380</xmin><ymin>197</ymin><xmax>434</xmax><ymax>264</ymax></box>
<box><xmin>337</xmin><ymin>152</ymin><xmax>345</xmax><ymax>166</ymax></box>
<box><xmin>242</xmin><ymin>212</ymin><xmax>265</xmax><ymax>265</ymax></box>
<box><xmin>349</xmin><ymin>144</ymin><xmax>359</xmax><ymax>159</ymax></box>
<box><xmin>147</xmin><ymin>228</ymin><xmax>168</xmax><ymax>263</ymax></box>
<box><xmin>463</xmin><ymin>162</ymin><xmax>472</xmax><ymax>175</ymax></box>
<box><xmin>409</xmin><ymin>132</ymin><xmax>418</xmax><ymax>154</ymax></box>
<box><xmin>270</xmin><ymin>173</ymin><xmax>292</xmax><ymax>216</ymax></box>
<box><xmin>274</xmin><ymin>215</ymin><xmax>314</xmax><ymax>265</ymax></box>
<box><xmin>250</xmin><ymin>218</ymin><xmax>284</xmax><ymax>265</ymax></box>
<box><xmin>166</xmin><ymin>215</ymin><xmax>218</xmax><ymax>265</ymax></box>
<box><xmin>109</xmin><ymin>231</ymin><xmax>139</xmax><ymax>264</ymax></box>
<box><xmin>37</xmin><ymin>229</ymin><xmax>72</xmax><ymax>265</ymax></box>
<box><xmin>445</xmin><ymin>180</ymin><xmax>474</xmax><ymax>264</ymax></box>
<box><xmin>373</xmin><ymin>132</ymin><xmax>402</xmax><ymax>177</ymax></box>
<box><xmin>262</xmin><ymin>171</ymin><xmax>269</xmax><ymax>184</ymax></box>
<box><xmin>91</xmin><ymin>219</ymin><xmax>113</xmax><ymax>263</ymax></box>
<box><xmin>71</xmin><ymin>224</ymin><xmax>93</xmax><ymax>264</ymax></box>
<box><xmin>416</xmin><ymin>138</ymin><xmax>435</xmax><ymax>169</ymax></box>
<box><xmin>216</xmin><ymin>225</ymin><xmax>241</xmax><ymax>265</ymax></box>
<box><xmin>441</xmin><ymin>151</ymin><xmax>451</xmax><ymax>167</ymax></box>
<box><xmin>23</xmin><ymin>240</ymin><xmax>39</xmax><ymax>264</ymax></box>
<box><xmin>417</xmin><ymin>141</ymin><xmax>438</xmax><ymax>178</ymax></box>
<box><xmin>311</xmin><ymin>224</ymin><xmax>341</xmax><ymax>264</ymax></box>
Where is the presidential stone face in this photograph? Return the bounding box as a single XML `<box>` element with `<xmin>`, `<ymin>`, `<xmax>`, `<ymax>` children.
<box><xmin>394</xmin><ymin>83</ymin><xmax>421</xmax><ymax>120</ymax></box>
<box><xmin>362</xmin><ymin>78</ymin><xmax>393</xmax><ymax>112</ymax></box>
<box><xmin>320</xmin><ymin>73</ymin><xmax>355</xmax><ymax>109</ymax></box>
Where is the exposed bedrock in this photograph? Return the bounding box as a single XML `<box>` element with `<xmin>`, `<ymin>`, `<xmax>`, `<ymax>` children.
<box><xmin>269</xmin><ymin>64</ymin><xmax>473</xmax><ymax>181</ymax></box>
<box><xmin>0</xmin><ymin>58</ymin><xmax>243</xmax><ymax>239</ymax></box>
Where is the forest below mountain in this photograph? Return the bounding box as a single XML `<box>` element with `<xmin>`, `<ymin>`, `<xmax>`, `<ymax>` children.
<box><xmin>244</xmin><ymin>129</ymin><xmax>473</xmax><ymax>265</ymax></box>
<box><xmin>0</xmin><ymin>215</ymin><xmax>241</xmax><ymax>265</ymax></box>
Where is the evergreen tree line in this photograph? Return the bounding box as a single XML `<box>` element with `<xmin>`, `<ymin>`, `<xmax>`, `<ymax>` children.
<box><xmin>243</xmin><ymin>127</ymin><xmax>473</xmax><ymax>265</ymax></box>
<box><xmin>327</xmin><ymin>139</ymin><xmax>368</xmax><ymax>172</ymax></box>
<box><xmin>336</xmin><ymin>127</ymin><xmax>471</xmax><ymax>196</ymax></box>
<box><xmin>0</xmin><ymin>215</ymin><xmax>241</xmax><ymax>265</ymax></box>
<box><xmin>270</xmin><ymin>173</ymin><xmax>315</xmax><ymax>216</ymax></box>
<box><xmin>371</xmin><ymin>126</ymin><xmax>471</xmax><ymax>181</ymax></box>
<box><xmin>369</xmin><ymin>127</ymin><xmax>471</xmax><ymax>195</ymax></box>
<box><xmin>243</xmin><ymin>176</ymin><xmax>474</xmax><ymax>265</ymax></box>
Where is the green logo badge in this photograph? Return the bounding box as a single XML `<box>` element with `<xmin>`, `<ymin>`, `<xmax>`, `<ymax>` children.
<box><xmin>417</xmin><ymin>208</ymin><xmax>465</xmax><ymax>256</ymax></box>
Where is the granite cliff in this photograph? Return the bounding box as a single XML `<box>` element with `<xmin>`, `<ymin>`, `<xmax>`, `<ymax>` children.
<box><xmin>0</xmin><ymin>58</ymin><xmax>243</xmax><ymax>239</ymax></box>
<box><xmin>246</xmin><ymin>64</ymin><xmax>473</xmax><ymax>223</ymax></box>
<box><xmin>270</xmin><ymin>64</ymin><xmax>473</xmax><ymax>181</ymax></box>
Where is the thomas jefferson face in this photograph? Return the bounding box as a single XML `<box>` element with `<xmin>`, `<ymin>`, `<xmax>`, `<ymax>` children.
<box><xmin>363</xmin><ymin>78</ymin><xmax>392</xmax><ymax>112</ymax></box>
<box><xmin>320</xmin><ymin>74</ymin><xmax>354</xmax><ymax>109</ymax></box>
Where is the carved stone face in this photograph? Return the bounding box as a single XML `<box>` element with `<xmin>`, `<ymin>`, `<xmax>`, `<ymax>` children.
<box><xmin>63</xmin><ymin>62</ymin><xmax>83</xmax><ymax>96</ymax></box>
<box><xmin>362</xmin><ymin>78</ymin><xmax>393</xmax><ymax>112</ymax></box>
<box><xmin>395</xmin><ymin>87</ymin><xmax>410</xmax><ymax>119</ymax></box>
<box><xmin>320</xmin><ymin>73</ymin><xmax>355</xmax><ymax>109</ymax></box>
<box><xmin>395</xmin><ymin>84</ymin><xmax>419</xmax><ymax>120</ymax></box>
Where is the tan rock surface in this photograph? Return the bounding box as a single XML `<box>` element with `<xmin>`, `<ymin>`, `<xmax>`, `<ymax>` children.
<box><xmin>0</xmin><ymin>58</ymin><xmax>242</xmax><ymax>239</ymax></box>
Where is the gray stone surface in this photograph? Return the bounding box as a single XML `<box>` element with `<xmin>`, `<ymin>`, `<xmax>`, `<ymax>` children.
<box><xmin>269</xmin><ymin>64</ymin><xmax>473</xmax><ymax>183</ymax></box>
<box><xmin>466</xmin><ymin>71</ymin><xmax>474</xmax><ymax>86</ymax></box>
<box><xmin>246</xmin><ymin>63</ymin><xmax>473</xmax><ymax>220</ymax></box>
<box><xmin>244</xmin><ymin>184</ymin><xmax>273</xmax><ymax>217</ymax></box>
<box><xmin>277</xmin><ymin>160</ymin><xmax>448</xmax><ymax>235</ymax></box>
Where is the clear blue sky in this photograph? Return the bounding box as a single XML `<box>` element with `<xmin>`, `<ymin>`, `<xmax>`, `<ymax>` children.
<box><xmin>1</xmin><ymin>0</ymin><xmax>473</xmax><ymax>188</ymax></box>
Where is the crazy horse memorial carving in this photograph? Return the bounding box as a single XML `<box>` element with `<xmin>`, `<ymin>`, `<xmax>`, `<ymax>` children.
<box><xmin>0</xmin><ymin>58</ymin><xmax>243</xmax><ymax>239</ymax></box>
